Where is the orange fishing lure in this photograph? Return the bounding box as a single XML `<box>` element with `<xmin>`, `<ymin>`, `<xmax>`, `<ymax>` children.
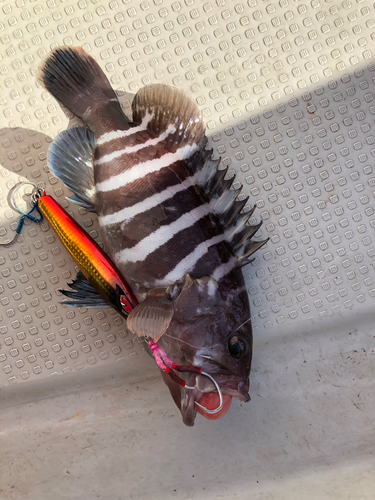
<box><xmin>37</xmin><ymin>193</ymin><xmax>138</xmax><ymax>315</ymax></box>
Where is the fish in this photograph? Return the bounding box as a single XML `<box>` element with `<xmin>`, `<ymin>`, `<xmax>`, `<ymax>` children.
<box><xmin>37</xmin><ymin>192</ymin><xmax>138</xmax><ymax>314</ymax></box>
<box><xmin>38</xmin><ymin>46</ymin><xmax>268</xmax><ymax>426</ymax></box>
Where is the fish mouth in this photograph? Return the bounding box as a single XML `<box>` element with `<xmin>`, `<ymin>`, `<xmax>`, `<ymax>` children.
<box><xmin>166</xmin><ymin>371</ymin><xmax>250</xmax><ymax>426</ymax></box>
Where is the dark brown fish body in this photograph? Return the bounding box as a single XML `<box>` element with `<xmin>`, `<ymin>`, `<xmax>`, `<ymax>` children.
<box><xmin>39</xmin><ymin>47</ymin><xmax>267</xmax><ymax>426</ymax></box>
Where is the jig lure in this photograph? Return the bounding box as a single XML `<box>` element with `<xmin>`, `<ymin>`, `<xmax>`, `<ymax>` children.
<box><xmin>37</xmin><ymin>191</ymin><xmax>138</xmax><ymax>316</ymax></box>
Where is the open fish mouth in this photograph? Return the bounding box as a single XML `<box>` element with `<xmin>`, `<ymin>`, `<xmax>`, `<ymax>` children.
<box><xmin>179</xmin><ymin>372</ymin><xmax>250</xmax><ymax>426</ymax></box>
<box><xmin>148</xmin><ymin>341</ymin><xmax>251</xmax><ymax>425</ymax></box>
<box><xmin>193</xmin><ymin>373</ymin><xmax>250</xmax><ymax>402</ymax></box>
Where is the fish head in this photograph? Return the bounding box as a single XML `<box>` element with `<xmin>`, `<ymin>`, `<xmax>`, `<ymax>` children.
<box><xmin>156</xmin><ymin>273</ymin><xmax>252</xmax><ymax>426</ymax></box>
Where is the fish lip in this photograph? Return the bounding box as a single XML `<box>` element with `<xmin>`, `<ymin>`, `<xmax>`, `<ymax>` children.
<box><xmin>200</xmin><ymin>372</ymin><xmax>251</xmax><ymax>402</ymax></box>
<box><xmin>235</xmin><ymin>380</ymin><xmax>251</xmax><ymax>402</ymax></box>
<box><xmin>222</xmin><ymin>382</ymin><xmax>250</xmax><ymax>403</ymax></box>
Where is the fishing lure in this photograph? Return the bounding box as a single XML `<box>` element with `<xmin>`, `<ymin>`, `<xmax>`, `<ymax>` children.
<box><xmin>5</xmin><ymin>181</ymin><xmax>137</xmax><ymax>314</ymax></box>
<box><xmin>37</xmin><ymin>191</ymin><xmax>138</xmax><ymax>315</ymax></box>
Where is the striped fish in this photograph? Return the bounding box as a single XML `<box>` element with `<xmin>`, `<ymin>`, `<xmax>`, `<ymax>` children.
<box><xmin>39</xmin><ymin>47</ymin><xmax>267</xmax><ymax>426</ymax></box>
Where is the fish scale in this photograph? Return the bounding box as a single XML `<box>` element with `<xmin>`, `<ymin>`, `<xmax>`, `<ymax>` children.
<box><xmin>39</xmin><ymin>46</ymin><xmax>267</xmax><ymax>426</ymax></box>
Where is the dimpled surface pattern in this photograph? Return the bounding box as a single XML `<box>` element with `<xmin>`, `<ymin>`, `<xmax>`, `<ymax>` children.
<box><xmin>1</xmin><ymin>1</ymin><xmax>375</xmax><ymax>498</ymax></box>
<box><xmin>1</xmin><ymin>0</ymin><xmax>375</xmax><ymax>383</ymax></box>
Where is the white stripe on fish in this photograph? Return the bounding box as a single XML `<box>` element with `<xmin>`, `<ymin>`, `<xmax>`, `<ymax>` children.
<box><xmin>153</xmin><ymin>233</ymin><xmax>227</xmax><ymax>286</ymax></box>
<box><xmin>94</xmin><ymin>124</ymin><xmax>177</xmax><ymax>166</ymax></box>
<box><xmin>212</xmin><ymin>255</ymin><xmax>238</xmax><ymax>282</ymax></box>
<box><xmin>95</xmin><ymin>143</ymin><xmax>199</xmax><ymax>193</ymax></box>
<box><xmin>99</xmin><ymin>175</ymin><xmax>197</xmax><ymax>226</ymax></box>
<box><xmin>115</xmin><ymin>204</ymin><xmax>211</xmax><ymax>264</ymax></box>
<box><xmin>96</xmin><ymin>112</ymin><xmax>154</xmax><ymax>145</ymax></box>
<box><xmin>96</xmin><ymin>126</ymin><xmax>144</xmax><ymax>146</ymax></box>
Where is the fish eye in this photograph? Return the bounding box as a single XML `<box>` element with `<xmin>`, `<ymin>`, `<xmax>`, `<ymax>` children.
<box><xmin>228</xmin><ymin>335</ymin><xmax>248</xmax><ymax>359</ymax></box>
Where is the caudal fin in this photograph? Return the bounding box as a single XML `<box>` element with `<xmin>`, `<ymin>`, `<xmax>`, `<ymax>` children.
<box><xmin>38</xmin><ymin>46</ymin><xmax>117</xmax><ymax>120</ymax></box>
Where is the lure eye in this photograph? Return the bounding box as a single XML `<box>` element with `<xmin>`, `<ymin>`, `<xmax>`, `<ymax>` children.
<box><xmin>228</xmin><ymin>335</ymin><xmax>248</xmax><ymax>359</ymax></box>
<box><xmin>119</xmin><ymin>295</ymin><xmax>132</xmax><ymax>313</ymax></box>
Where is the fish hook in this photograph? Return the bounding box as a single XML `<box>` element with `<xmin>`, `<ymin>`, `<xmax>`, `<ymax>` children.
<box><xmin>148</xmin><ymin>340</ymin><xmax>224</xmax><ymax>415</ymax></box>
<box><xmin>0</xmin><ymin>182</ymin><xmax>43</xmax><ymax>246</ymax></box>
<box><xmin>187</xmin><ymin>371</ymin><xmax>224</xmax><ymax>415</ymax></box>
<box><xmin>11</xmin><ymin>182</ymin><xmax>43</xmax><ymax>221</ymax></box>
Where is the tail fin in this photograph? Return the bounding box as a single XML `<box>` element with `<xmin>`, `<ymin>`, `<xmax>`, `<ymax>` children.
<box><xmin>38</xmin><ymin>46</ymin><xmax>117</xmax><ymax>120</ymax></box>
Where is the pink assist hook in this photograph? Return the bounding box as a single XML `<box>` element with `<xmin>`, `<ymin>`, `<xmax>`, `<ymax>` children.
<box><xmin>148</xmin><ymin>341</ymin><xmax>223</xmax><ymax>415</ymax></box>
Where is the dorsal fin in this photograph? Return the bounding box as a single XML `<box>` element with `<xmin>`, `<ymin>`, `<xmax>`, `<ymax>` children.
<box><xmin>221</xmin><ymin>195</ymin><xmax>249</xmax><ymax>229</ymax></box>
<box><xmin>205</xmin><ymin>165</ymin><xmax>229</xmax><ymax>197</ymax></box>
<box><xmin>132</xmin><ymin>84</ymin><xmax>206</xmax><ymax>154</ymax></box>
<box><xmin>210</xmin><ymin>175</ymin><xmax>234</xmax><ymax>199</ymax></box>
<box><xmin>193</xmin><ymin>152</ymin><xmax>268</xmax><ymax>261</ymax></box>
<box><xmin>211</xmin><ymin>184</ymin><xmax>241</xmax><ymax>223</ymax></box>
<box><xmin>237</xmin><ymin>239</ymin><xmax>269</xmax><ymax>265</ymax></box>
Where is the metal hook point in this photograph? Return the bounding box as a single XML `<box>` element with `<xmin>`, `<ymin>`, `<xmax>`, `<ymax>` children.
<box><xmin>194</xmin><ymin>371</ymin><xmax>223</xmax><ymax>415</ymax></box>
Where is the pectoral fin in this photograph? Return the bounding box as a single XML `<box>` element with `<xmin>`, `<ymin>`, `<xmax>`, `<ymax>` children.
<box><xmin>127</xmin><ymin>288</ymin><xmax>174</xmax><ymax>341</ymax></box>
<box><xmin>48</xmin><ymin>126</ymin><xmax>97</xmax><ymax>212</ymax></box>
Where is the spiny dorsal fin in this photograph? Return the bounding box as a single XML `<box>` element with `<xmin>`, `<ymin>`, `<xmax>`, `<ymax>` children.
<box><xmin>221</xmin><ymin>195</ymin><xmax>249</xmax><ymax>229</ymax></box>
<box><xmin>133</xmin><ymin>83</ymin><xmax>268</xmax><ymax>263</ymax></box>
<box><xmin>184</xmin><ymin>140</ymin><xmax>212</xmax><ymax>175</ymax></box>
<box><xmin>237</xmin><ymin>239</ymin><xmax>270</xmax><ymax>265</ymax></box>
<box><xmin>211</xmin><ymin>184</ymin><xmax>241</xmax><ymax>224</ymax></box>
<box><xmin>232</xmin><ymin>221</ymin><xmax>263</xmax><ymax>251</ymax></box>
<box><xmin>205</xmin><ymin>165</ymin><xmax>229</xmax><ymax>197</ymax></box>
<box><xmin>132</xmin><ymin>84</ymin><xmax>206</xmax><ymax>154</ymax></box>
<box><xmin>211</xmin><ymin>175</ymin><xmax>234</xmax><ymax>199</ymax></box>
<box><xmin>196</xmin><ymin>156</ymin><xmax>220</xmax><ymax>187</ymax></box>
<box><xmin>48</xmin><ymin>126</ymin><xmax>96</xmax><ymax>212</ymax></box>
<box><xmin>194</xmin><ymin>153</ymin><xmax>268</xmax><ymax>261</ymax></box>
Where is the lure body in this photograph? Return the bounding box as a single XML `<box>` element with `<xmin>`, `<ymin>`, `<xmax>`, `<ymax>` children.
<box><xmin>38</xmin><ymin>194</ymin><xmax>137</xmax><ymax>314</ymax></box>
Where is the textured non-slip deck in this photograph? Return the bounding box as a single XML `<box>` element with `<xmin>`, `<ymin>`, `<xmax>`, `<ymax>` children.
<box><xmin>0</xmin><ymin>1</ymin><xmax>375</xmax><ymax>498</ymax></box>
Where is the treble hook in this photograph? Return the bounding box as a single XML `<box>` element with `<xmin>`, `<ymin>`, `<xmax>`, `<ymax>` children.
<box><xmin>148</xmin><ymin>340</ymin><xmax>224</xmax><ymax>415</ymax></box>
